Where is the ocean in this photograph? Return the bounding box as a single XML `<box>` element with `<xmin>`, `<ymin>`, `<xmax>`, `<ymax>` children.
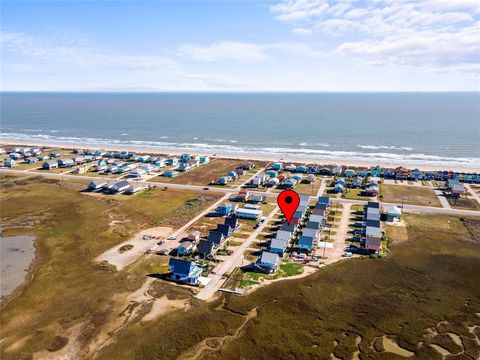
<box><xmin>1</xmin><ymin>92</ymin><xmax>479</xmax><ymax>168</ymax></box>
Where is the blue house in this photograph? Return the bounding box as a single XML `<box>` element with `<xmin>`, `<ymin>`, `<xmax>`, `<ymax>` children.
<box><xmin>168</xmin><ymin>258</ymin><xmax>202</xmax><ymax>285</ymax></box>
<box><xmin>218</xmin><ymin>176</ymin><xmax>232</xmax><ymax>185</ymax></box>
<box><xmin>216</xmin><ymin>203</ymin><xmax>232</xmax><ymax>216</ymax></box>
<box><xmin>270</xmin><ymin>239</ymin><xmax>287</xmax><ymax>254</ymax></box>
<box><xmin>163</xmin><ymin>170</ymin><xmax>178</xmax><ymax>177</ymax></box>
<box><xmin>43</xmin><ymin>161</ymin><xmax>58</xmax><ymax>170</ymax></box>
<box><xmin>317</xmin><ymin>196</ymin><xmax>330</xmax><ymax>206</ymax></box>
<box><xmin>306</xmin><ymin>164</ymin><xmax>318</xmax><ymax>174</ymax></box>
<box><xmin>344</xmin><ymin>169</ymin><xmax>355</xmax><ymax>177</ymax></box>
<box><xmin>177</xmin><ymin>242</ymin><xmax>196</xmax><ymax>256</ymax></box>
<box><xmin>265</xmin><ymin>170</ymin><xmax>278</xmax><ymax>178</ymax></box>
<box><xmin>179</xmin><ymin>154</ymin><xmax>191</xmax><ymax>162</ymax></box>
<box><xmin>227</xmin><ymin>170</ymin><xmax>238</xmax><ymax>179</ymax></box>
<box><xmin>334</xmin><ymin>183</ymin><xmax>344</xmax><ymax>193</ymax></box>
<box><xmin>199</xmin><ymin>155</ymin><xmax>210</xmax><ymax>164</ymax></box>
<box><xmin>5</xmin><ymin>159</ymin><xmax>16</xmax><ymax>167</ymax></box>
<box><xmin>58</xmin><ymin>159</ymin><xmax>74</xmax><ymax>167</ymax></box>
<box><xmin>166</xmin><ymin>158</ymin><xmax>178</xmax><ymax>166</ymax></box>
<box><xmin>298</xmin><ymin>236</ymin><xmax>314</xmax><ymax>251</ymax></box>
<box><xmin>24</xmin><ymin>158</ymin><xmax>38</xmax><ymax>164</ymax></box>
<box><xmin>296</xmin><ymin>165</ymin><xmax>307</xmax><ymax>173</ymax></box>
<box><xmin>272</xmin><ymin>162</ymin><xmax>283</xmax><ymax>171</ymax></box>
<box><xmin>256</xmin><ymin>251</ymin><xmax>280</xmax><ymax>273</ymax></box>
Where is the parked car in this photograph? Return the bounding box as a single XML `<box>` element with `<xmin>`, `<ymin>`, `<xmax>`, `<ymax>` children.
<box><xmin>342</xmin><ymin>252</ymin><xmax>353</xmax><ymax>257</ymax></box>
<box><xmin>167</xmin><ymin>236</ymin><xmax>176</xmax><ymax>240</ymax></box>
<box><xmin>311</xmin><ymin>257</ymin><xmax>318</xmax><ymax>262</ymax></box>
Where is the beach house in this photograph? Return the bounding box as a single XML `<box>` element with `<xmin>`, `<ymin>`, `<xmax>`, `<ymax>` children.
<box><xmin>216</xmin><ymin>203</ymin><xmax>232</xmax><ymax>216</ymax></box>
<box><xmin>42</xmin><ymin>161</ymin><xmax>58</xmax><ymax>170</ymax></box>
<box><xmin>88</xmin><ymin>181</ymin><xmax>107</xmax><ymax>191</ymax></box>
<box><xmin>256</xmin><ymin>251</ymin><xmax>280</xmax><ymax>273</ymax></box>
<box><xmin>163</xmin><ymin>170</ymin><xmax>178</xmax><ymax>177</ymax></box>
<box><xmin>270</xmin><ymin>239</ymin><xmax>287</xmax><ymax>254</ymax></box>
<box><xmin>199</xmin><ymin>155</ymin><xmax>210</xmax><ymax>164</ymax></box>
<box><xmin>57</xmin><ymin>159</ymin><xmax>74</xmax><ymax>167</ymax></box>
<box><xmin>208</xmin><ymin>230</ymin><xmax>225</xmax><ymax>246</ymax></box>
<box><xmin>272</xmin><ymin>162</ymin><xmax>283</xmax><ymax>171</ymax></box>
<box><xmin>236</xmin><ymin>208</ymin><xmax>263</xmax><ymax>220</ymax></box>
<box><xmin>168</xmin><ymin>258</ymin><xmax>202</xmax><ymax>285</ymax></box>
<box><xmin>285</xmin><ymin>164</ymin><xmax>296</xmax><ymax>172</ymax></box>
<box><xmin>237</xmin><ymin>189</ymin><xmax>250</xmax><ymax>202</ymax></box>
<box><xmin>5</xmin><ymin>159</ymin><xmax>16</xmax><ymax>167</ymax></box>
<box><xmin>111</xmin><ymin>181</ymin><xmax>131</xmax><ymax>193</ymax></box>
<box><xmin>24</xmin><ymin>157</ymin><xmax>38</xmax><ymax>164</ymax></box>
<box><xmin>177</xmin><ymin>242</ymin><xmax>196</xmax><ymax>256</ymax></box>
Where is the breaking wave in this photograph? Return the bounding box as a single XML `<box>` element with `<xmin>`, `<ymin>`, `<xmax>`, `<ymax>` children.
<box><xmin>1</xmin><ymin>132</ymin><xmax>479</xmax><ymax>168</ymax></box>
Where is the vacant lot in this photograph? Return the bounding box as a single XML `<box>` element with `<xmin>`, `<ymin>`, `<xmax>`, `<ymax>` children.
<box><xmin>151</xmin><ymin>159</ymin><xmax>255</xmax><ymax>186</ymax></box>
<box><xmin>0</xmin><ymin>177</ymin><xmax>221</xmax><ymax>359</ymax></box>
<box><xmin>381</xmin><ymin>184</ymin><xmax>442</xmax><ymax>207</ymax></box>
<box><xmin>447</xmin><ymin>196</ymin><xmax>480</xmax><ymax>211</ymax></box>
<box><xmin>95</xmin><ymin>213</ymin><xmax>480</xmax><ymax>360</ymax></box>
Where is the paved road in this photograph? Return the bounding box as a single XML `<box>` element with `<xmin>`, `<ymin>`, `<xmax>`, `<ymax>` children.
<box><xmin>465</xmin><ymin>184</ymin><xmax>480</xmax><ymax>205</ymax></box>
<box><xmin>3</xmin><ymin>169</ymin><xmax>480</xmax><ymax>219</ymax></box>
<box><xmin>196</xmin><ymin>207</ymin><xmax>279</xmax><ymax>300</ymax></box>
<box><xmin>433</xmin><ymin>187</ymin><xmax>451</xmax><ymax>209</ymax></box>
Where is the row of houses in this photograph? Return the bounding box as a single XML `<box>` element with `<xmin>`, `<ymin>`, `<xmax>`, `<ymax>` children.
<box><xmin>268</xmin><ymin>161</ymin><xmax>480</xmax><ymax>183</ymax></box>
<box><xmin>87</xmin><ymin>180</ymin><xmax>144</xmax><ymax>194</ymax></box>
<box><xmin>217</xmin><ymin>163</ymin><xmax>254</xmax><ymax>185</ymax></box>
<box><xmin>363</xmin><ymin>202</ymin><xmax>382</xmax><ymax>252</ymax></box>
<box><xmin>255</xmin><ymin>196</ymin><xmax>330</xmax><ymax>274</ymax></box>
<box><xmin>168</xmin><ymin>215</ymin><xmax>241</xmax><ymax>285</ymax></box>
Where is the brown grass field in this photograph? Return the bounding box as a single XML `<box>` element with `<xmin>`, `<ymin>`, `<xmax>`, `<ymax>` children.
<box><xmin>381</xmin><ymin>184</ymin><xmax>442</xmax><ymax>207</ymax></box>
<box><xmin>151</xmin><ymin>159</ymin><xmax>259</xmax><ymax>186</ymax></box>
<box><xmin>94</xmin><ymin>213</ymin><xmax>480</xmax><ymax>360</ymax></box>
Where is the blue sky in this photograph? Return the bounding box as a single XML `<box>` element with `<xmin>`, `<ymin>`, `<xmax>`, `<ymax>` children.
<box><xmin>1</xmin><ymin>0</ymin><xmax>479</xmax><ymax>91</ymax></box>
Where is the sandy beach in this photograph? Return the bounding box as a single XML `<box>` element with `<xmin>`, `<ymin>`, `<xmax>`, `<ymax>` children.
<box><xmin>1</xmin><ymin>139</ymin><xmax>478</xmax><ymax>173</ymax></box>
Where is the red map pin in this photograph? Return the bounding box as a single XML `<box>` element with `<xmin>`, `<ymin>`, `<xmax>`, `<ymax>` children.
<box><xmin>277</xmin><ymin>189</ymin><xmax>300</xmax><ymax>224</ymax></box>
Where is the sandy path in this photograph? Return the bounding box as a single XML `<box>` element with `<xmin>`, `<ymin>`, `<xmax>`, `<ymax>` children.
<box><xmin>465</xmin><ymin>184</ymin><xmax>480</xmax><ymax>205</ymax></box>
<box><xmin>95</xmin><ymin>227</ymin><xmax>173</xmax><ymax>270</ymax></box>
<box><xmin>323</xmin><ymin>203</ymin><xmax>352</xmax><ymax>264</ymax></box>
<box><xmin>433</xmin><ymin>188</ymin><xmax>451</xmax><ymax>209</ymax></box>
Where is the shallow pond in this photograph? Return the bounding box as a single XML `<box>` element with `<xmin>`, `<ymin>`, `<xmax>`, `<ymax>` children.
<box><xmin>1</xmin><ymin>235</ymin><xmax>36</xmax><ymax>300</ymax></box>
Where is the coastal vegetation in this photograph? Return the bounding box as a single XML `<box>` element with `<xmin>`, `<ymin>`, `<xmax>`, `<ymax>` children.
<box><xmin>93</xmin><ymin>213</ymin><xmax>480</xmax><ymax>360</ymax></box>
<box><xmin>380</xmin><ymin>184</ymin><xmax>442</xmax><ymax>207</ymax></box>
<box><xmin>0</xmin><ymin>175</ymin><xmax>221</xmax><ymax>359</ymax></box>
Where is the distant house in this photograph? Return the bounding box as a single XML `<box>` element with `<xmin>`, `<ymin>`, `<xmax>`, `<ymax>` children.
<box><xmin>448</xmin><ymin>179</ymin><xmax>466</xmax><ymax>196</ymax></box>
<box><xmin>275</xmin><ymin>230</ymin><xmax>292</xmax><ymax>242</ymax></box>
<box><xmin>352</xmin><ymin>177</ymin><xmax>363</xmax><ymax>188</ymax></box>
<box><xmin>332</xmin><ymin>165</ymin><xmax>343</xmax><ymax>175</ymax></box>
<box><xmin>256</xmin><ymin>251</ymin><xmax>280</xmax><ymax>273</ymax></box>
<box><xmin>270</xmin><ymin>239</ymin><xmax>287</xmax><ymax>254</ymax></box>
<box><xmin>365</xmin><ymin>185</ymin><xmax>379</xmax><ymax>196</ymax></box>
<box><xmin>236</xmin><ymin>208</ymin><xmax>262</xmax><ymax>220</ymax></box>
<box><xmin>168</xmin><ymin>258</ymin><xmax>202</xmax><ymax>285</ymax></box>
<box><xmin>272</xmin><ymin>162</ymin><xmax>283</xmax><ymax>171</ymax></box>
<box><xmin>5</xmin><ymin>159</ymin><xmax>16</xmax><ymax>167</ymax></box>
<box><xmin>166</xmin><ymin>158</ymin><xmax>178</xmax><ymax>166</ymax></box>
<box><xmin>208</xmin><ymin>230</ymin><xmax>225</xmax><ymax>245</ymax></box>
<box><xmin>318</xmin><ymin>167</ymin><xmax>331</xmax><ymax>175</ymax></box>
<box><xmin>334</xmin><ymin>183</ymin><xmax>344</xmax><ymax>193</ymax></box>
<box><xmin>88</xmin><ymin>180</ymin><xmax>107</xmax><ymax>191</ymax></box>
<box><xmin>197</xmin><ymin>239</ymin><xmax>216</xmax><ymax>258</ymax></box>
<box><xmin>283</xmin><ymin>178</ymin><xmax>298</xmax><ymax>189</ymax></box>
<box><xmin>218</xmin><ymin>176</ymin><xmax>232</xmax><ymax>185</ymax></box>
<box><xmin>410</xmin><ymin>169</ymin><xmax>423</xmax><ymax>181</ymax></box>
<box><xmin>163</xmin><ymin>170</ymin><xmax>178</xmax><ymax>178</ymax></box>
<box><xmin>242</xmin><ymin>162</ymin><xmax>255</xmax><ymax>170</ymax></box>
<box><xmin>138</xmin><ymin>155</ymin><xmax>151</xmax><ymax>162</ymax></box>
<box><xmin>394</xmin><ymin>166</ymin><xmax>410</xmax><ymax>180</ymax></box>
<box><xmin>188</xmin><ymin>231</ymin><xmax>201</xmax><ymax>242</ymax></box>
<box><xmin>365</xmin><ymin>226</ymin><xmax>382</xmax><ymax>251</ymax></box>
<box><xmin>237</xmin><ymin>189</ymin><xmax>250</xmax><ymax>202</ymax></box>
<box><xmin>284</xmin><ymin>164</ymin><xmax>296</xmax><ymax>172</ymax></box>
<box><xmin>298</xmin><ymin>235</ymin><xmax>315</xmax><ymax>251</ymax></box>
<box><xmin>344</xmin><ymin>169</ymin><xmax>355</xmax><ymax>177</ymax></box>
<box><xmin>216</xmin><ymin>203</ymin><xmax>232</xmax><ymax>216</ymax></box>
<box><xmin>57</xmin><ymin>159</ymin><xmax>74</xmax><ymax>167</ymax></box>
<box><xmin>177</xmin><ymin>242</ymin><xmax>196</xmax><ymax>256</ymax></box>
<box><xmin>224</xmin><ymin>215</ymin><xmax>239</xmax><ymax>231</ymax></box>
<box><xmin>252</xmin><ymin>174</ymin><xmax>269</xmax><ymax>187</ymax></box>
<box><xmin>268</xmin><ymin>178</ymin><xmax>280</xmax><ymax>187</ymax></box>
<box><xmin>383</xmin><ymin>205</ymin><xmax>402</xmax><ymax>222</ymax></box>
<box><xmin>265</xmin><ymin>170</ymin><xmax>278</xmax><ymax>178</ymax></box>
<box><xmin>129</xmin><ymin>168</ymin><xmax>147</xmax><ymax>178</ymax></box>
<box><xmin>216</xmin><ymin>223</ymin><xmax>233</xmax><ymax>238</ymax></box>
<box><xmin>199</xmin><ymin>155</ymin><xmax>210</xmax><ymax>164</ymax></box>
<box><xmin>43</xmin><ymin>161</ymin><xmax>58</xmax><ymax>170</ymax></box>
<box><xmin>125</xmin><ymin>184</ymin><xmax>144</xmax><ymax>195</ymax></box>
<box><xmin>296</xmin><ymin>165</ymin><xmax>307</xmax><ymax>173</ymax></box>
<box><xmin>249</xmin><ymin>195</ymin><xmax>266</xmax><ymax>203</ymax></box>
<box><xmin>306</xmin><ymin>164</ymin><xmax>318</xmax><ymax>174</ymax></box>
<box><xmin>24</xmin><ymin>157</ymin><xmax>38</xmax><ymax>164</ymax></box>
<box><xmin>111</xmin><ymin>181</ymin><xmax>130</xmax><ymax>193</ymax></box>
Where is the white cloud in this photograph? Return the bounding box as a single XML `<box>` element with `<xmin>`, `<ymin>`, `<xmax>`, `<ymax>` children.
<box><xmin>177</xmin><ymin>41</ymin><xmax>270</xmax><ymax>62</ymax></box>
<box><xmin>270</xmin><ymin>0</ymin><xmax>480</xmax><ymax>74</ymax></box>
<box><xmin>177</xmin><ymin>40</ymin><xmax>325</xmax><ymax>61</ymax></box>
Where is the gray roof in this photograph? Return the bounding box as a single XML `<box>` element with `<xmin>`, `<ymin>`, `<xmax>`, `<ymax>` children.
<box><xmin>367</xmin><ymin>207</ymin><xmax>380</xmax><ymax>216</ymax></box>
<box><xmin>366</xmin><ymin>219</ymin><xmax>380</xmax><ymax>228</ymax></box>
<box><xmin>302</xmin><ymin>228</ymin><xmax>319</xmax><ymax>238</ymax></box>
<box><xmin>366</xmin><ymin>213</ymin><xmax>381</xmax><ymax>221</ymax></box>
<box><xmin>259</xmin><ymin>251</ymin><xmax>279</xmax><ymax>265</ymax></box>
<box><xmin>368</xmin><ymin>202</ymin><xmax>380</xmax><ymax>209</ymax></box>
<box><xmin>309</xmin><ymin>214</ymin><xmax>325</xmax><ymax>223</ymax></box>
<box><xmin>208</xmin><ymin>231</ymin><xmax>224</xmax><ymax>245</ymax></box>
<box><xmin>270</xmin><ymin>239</ymin><xmax>287</xmax><ymax>250</ymax></box>
<box><xmin>366</xmin><ymin>226</ymin><xmax>382</xmax><ymax>238</ymax></box>
<box><xmin>275</xmin><ymin>230</ymin><xmax>292</xmax><ymax>241</ymax></box>
<box><xmin>305</xmin><ymin>221</ymin><xmax>321</xmax><ymax>230</ymax></box>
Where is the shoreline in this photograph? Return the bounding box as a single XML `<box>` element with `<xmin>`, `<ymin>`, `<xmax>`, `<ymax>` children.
<box><xmin>1</xmin><ymin>139</ymin><xmax>478</xmax><ymax>173</ymax></box>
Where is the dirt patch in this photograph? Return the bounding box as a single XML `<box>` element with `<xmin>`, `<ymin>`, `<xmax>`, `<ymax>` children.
<box><xmin>46</xmin><ymin>336</ymin><xmax>68</xmax><ymax>352</ymax></box>
<box><xmin>382</xmin><ymin>336</ymin><xmax>415</xmax><ymax>357</ymax></box>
